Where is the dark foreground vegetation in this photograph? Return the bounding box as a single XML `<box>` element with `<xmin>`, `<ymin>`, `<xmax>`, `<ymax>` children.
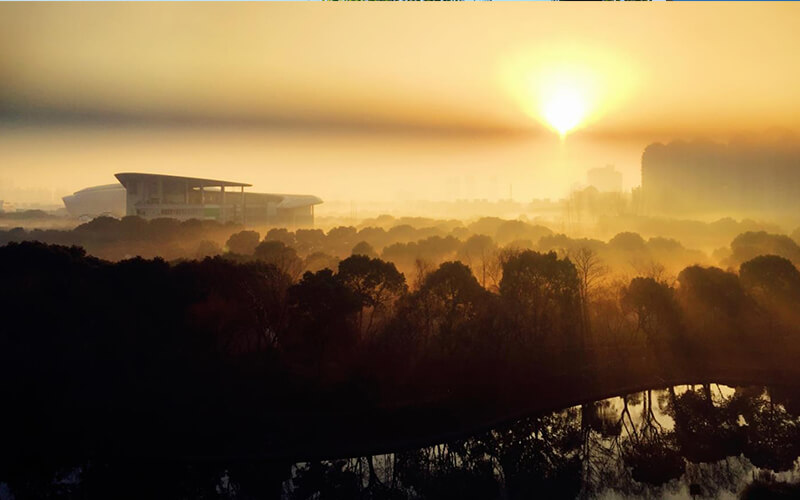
<box><xmin>3</xmin><ymin>219</ymin><xmax>800</xmax><ymax>498</ymax></box>
<box><xmin>283</xmin><ymin>384</ymin><xmax>800</xmax><ymax>499</ymax></box>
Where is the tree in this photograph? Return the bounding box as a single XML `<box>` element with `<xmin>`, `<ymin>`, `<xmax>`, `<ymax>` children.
<box><xmin>253</xmin><ymin>240</ymin><xmax>303</xmax><ymax>281</ymax></box>
<box><xmin>740</xmin><ymin>255</ymin><xmax>800</xmax><ymax>333</ymax></box>
<box><xmin>180</xmin><ymin>257</ymin><xmax>292</xmax><ymax>355</ymax></box>
<box><xmin>287</xmin><ymin>269</ymin><xmax>361</xmax><ymax>378</ymax></box>
<box><xmin>728</xmin><ymin>231</ymin><xmax>800</xmax><ymax>267</ymax></box>
<box><xmin>415</xmin><ymin>236</ymin><xmax>460</xmax><ymax>264</ymax></box>
<box><xmin>327</xmin><ymin>226</ymin><xmax>359</xmax><ymax>256</ymax></box>
<box><xmin>420</xmin><ymin>261</ymin><xmax>485</xmax><ymax>318</ymax></box>
<box><xmin>457</xmin><ymin>234</ymin><xmax>497</xmax><ymax>289</ymax></box>
<box><xmin>740</xmin><ymin>255</ymin><xmax>800</xmax><ymax>305</ymax></box>
<box><xmin>294</xmin><ymin>228</ymin><xmax>326</xmax><ymax>256</ymax></box>
<box><xmin>620</xmin><ymin>277</ymin><xmax>681</xmax><ymax>342</ymax></box>
<box><xmin>265</xmin><ymin>227</ymin><xmax>296</xmax><ymax>247</ymax></box>
<box><xmin>405</xmin><ymin>261</ymin><xmax>488</xmax><ymax>345</ymax></box>
<box><xmin>569</xmin><ymin>247</ymin><xmax>608</xmax><ymax>334</ymax></box>
<box><xmin>608</xmin><ymin>232</ymin><xmax>647</xmax><ymax>254</ymax></box>
<box><xmin>336</xmin><ymin>255</ymin><xmax>407</xmax><ymax>335</ymax></box>
<box><xmin>676</xmin><ymin>265</ymin><xmax>748</xmax><ymax>336</ymax></box>
<box><xmin>499</xmin><ymin>250</ymin><xmax>581</xmax><ymax>344</ymax></box>
<box><xmin>356</xmin><ymin>226</ymin><xmax>388</xmax><ymax>250</ymax></box>
<box><xmin>351</xmin><ymin>241</ymin><xmax>378</xmax><ymax>259</ymax></box>
<box><xmin>494</xmin><ymin>220</ymin><xmax>553</xmax><ymax>246</ymax></box>
<box><xmin>225</xmin><ymin>230</ymin><xmax>260</xmax><ymax>255</ymax></box>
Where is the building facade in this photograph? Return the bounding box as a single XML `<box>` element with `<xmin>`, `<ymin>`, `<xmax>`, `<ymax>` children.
<box><xmin>63</xmin><ymin>173</ymin><xmax>322</xmax><ymax>226</ymax></box>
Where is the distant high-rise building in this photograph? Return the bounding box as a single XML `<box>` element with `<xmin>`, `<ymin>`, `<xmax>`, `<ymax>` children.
<box><xmin>586</xmin><ymin>165</ymin><xmax>623</xmax><ymax>193</ymax></box>
<box><xmin>641</xmin><ymin>139</ymin><xmax>800</xmax><ymax>217</ymax></box>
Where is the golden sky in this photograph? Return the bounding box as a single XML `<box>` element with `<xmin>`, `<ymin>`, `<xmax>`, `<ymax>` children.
<box><xmin>1</xmin><ymin>3</ymin><xmax>799</xmax><ymax>204</ymax></box>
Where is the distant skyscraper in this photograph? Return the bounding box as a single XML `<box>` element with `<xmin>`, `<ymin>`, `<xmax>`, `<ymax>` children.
<box><xmin>641</xmin><ymin>138</ymin><xmax>800</xmax><ymax>217</ymax></box>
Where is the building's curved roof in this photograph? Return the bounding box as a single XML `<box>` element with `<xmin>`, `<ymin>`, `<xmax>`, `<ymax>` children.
<box><xmin>62</xmin><ymin>184</ymin><xmax>127</xmax><ymax>218</ymax></box>
<box><xmin>277</xmin><ymin>195</ymin><xmax>324</xmax><ymax>209</ymax></box>
<box><xmin>73</xmin><ymin>183</ymin><xmax>125</xmax><ymax>195</ymax></box>
<box><xmin>115</xmin><ymin>173</ymin><xmax>252</xmax><ymax>188</ymax></box>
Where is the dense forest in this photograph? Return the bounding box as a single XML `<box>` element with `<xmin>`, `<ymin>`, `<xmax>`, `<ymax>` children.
<box><xmin>3</xmin><ymin>216</ymin><xmax>800</xmax><ymax>498</ymax></box>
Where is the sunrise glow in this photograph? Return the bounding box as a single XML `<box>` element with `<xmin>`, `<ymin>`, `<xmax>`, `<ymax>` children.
<box><xmin>541</xmin><ymin>84</ymin><xmax>587</xmax><ymax>137</ymax></box>
<box><xmin>535</xmin><ymin>65</ymin><xmax>597</xmax><ymax>138</ymax></box>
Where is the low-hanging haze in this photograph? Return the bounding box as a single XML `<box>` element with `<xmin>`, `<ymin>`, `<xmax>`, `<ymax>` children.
<box><xmin>1</xmin><ymin>3</ymin><xmax>799</xmax><ymax>206</ymax></box>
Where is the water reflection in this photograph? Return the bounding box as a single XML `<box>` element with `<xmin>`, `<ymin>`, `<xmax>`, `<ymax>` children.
<box><xmin>286</xmin><ymin>385</ymin><xmax>800</xmax><ymax>499</ymax></box>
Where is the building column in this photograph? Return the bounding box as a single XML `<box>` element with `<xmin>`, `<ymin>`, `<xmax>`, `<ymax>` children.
<box><xmin>221</xmin><ymin>186</ymin><xmax>226</xmax><ymax>222</ymax></box>
<box><xmin>241</xmin><ymin>186</ymin><xmax>246</xmax><ymax>225</ymax></box>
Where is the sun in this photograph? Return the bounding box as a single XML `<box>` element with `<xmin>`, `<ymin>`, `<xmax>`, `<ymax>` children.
<box><xmin>536</xmin><ymin>67</ymin><xmax>593</xmax><ymax>138</ymax></box>
<box><xmin>503</xmin><ymin>47</ymin><xmax>638</xmax><ymax>140</ymax></box>
<box><xmin>502</xmin><ymin>49</ymin><xmax>632</xmax><ymax>139</ymax></box>
<box><xmin>541</xmin><ymin>85</ymin><xmax>587</xmax><ymax>137</ymax></box>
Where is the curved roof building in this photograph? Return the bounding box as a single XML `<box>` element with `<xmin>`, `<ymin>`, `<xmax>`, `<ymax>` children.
<box><xmin>63</xmin><ymin>173</ymin><xmax>322</xmax><ymax>226</ymax></box>
<box><xmin>62</xmin><ymin>183</ymin><xmax>127</xmax><ymax>219</ymax></box>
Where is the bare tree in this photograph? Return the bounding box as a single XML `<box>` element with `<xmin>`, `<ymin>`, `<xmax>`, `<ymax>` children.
<box><xmin>570</xmin><ymin>246</ymin><xmax>608</xmax><ymax>334</ymax></box>
<box><xmin>631</xmin><ymin>258</ymin><xmax>672</xmax><ymax>285</ymax></box>
<box><xmin>457</xmin><ymin>234</ymin><xmax>496</xmax><ymax>289</ymax></box>
<box><xmin>412</xmin><ymin>258</ymin><xmax>433</xmax><ymax>291</ymax></box>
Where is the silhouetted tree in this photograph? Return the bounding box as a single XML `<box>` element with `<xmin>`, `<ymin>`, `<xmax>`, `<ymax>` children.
<box><xmin>620</xmin><ymin>277</ymin><xmax>681</xmax><ymax>343</ymax></box>
<box><xmin>336</xmin><ymin>255</ymin><xmax>407</xmax><ymax>336</ymax></box>
<box><xmin>494</xmin><ymin>220</ymin><xmax>553</xmax><ymax>246</ymax></box>
<box><xmin>404</xmin><ymin>261</ymin><xmax>488</xmax><ymax>347</ymax></box>
<box><xmin>266</xmin><ymin>227</ymin><xmax>296</xmax><ymax>247</ymax></box>
<box><xmin>570</xmin><ymin>246</ymin><xmax>608</xmax><ymax>334</ymax></box>
<box><xmin>608</xmin><ymin>232</ymin><xmax>647</xmax><ymax>254</ymax></box>
<box><xmin>728</xmin><ymin>231</ymin><xmax>800</xmax><ymax>267</ymax></box>
<box><xmin>351</xmin><ymin>240</ymin><xmax>378</xmax><ymax>258</ymax></box>
<box><xmin>326</xmin><ymin>226</ymin><xmax>359</xmax><ymax>256</ymax></box>
<box><xmin>740</xmin><ymin>255</ymin><xmax>800</xmax><ymax>333</ymax></box>
<box><xmin>287</xmin><ymin>269</ymin><xmax>361</xmax><ymax>379</ymax></box>
<box><xmin>294</xmin><ymin>228</ymin><xmax>326</xmax><ymax>256</ymax></box>
<box><xmin>676</xmin><ymin>265</ymin><xmax>749</xmax><ymax>337</ymax></box>
<box><xmin>254</xmin><ymin>239</ymin><xmax>304</xmax><ymax>280</ymax></box>
<box><xmin>226</xmin><ymin>230</ymin><xmax>261</xmax><ymax>255</ymax></box>
<box><xmin>499</xmin><ymin>250</ymin><xmax>581</xmax><ymax>345</ymax></box>
<box><xmin>457</xmin><ymin>234</ymin><xmax>497</xmax><ymax>289</ymax></box>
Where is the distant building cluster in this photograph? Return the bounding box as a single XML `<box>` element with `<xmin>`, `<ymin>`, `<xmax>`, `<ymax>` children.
<box><xmin>586</xmin><ymin>165</ymin><xmax>623</xmax><ymax>193</ymax></box>
<box><xmin>0</xmin><ymin>200</ymin><xmax>16</xmax><ymax>213</ymax></box>
<box><xmin>641</xmin><ymin>139</ymin><xmax>800</xmax><ymax>217</ymax></box>
<box><xmin>62</xmin><ymin>173</ymin><xmax>322</xmax><ymax>226</ymax></box>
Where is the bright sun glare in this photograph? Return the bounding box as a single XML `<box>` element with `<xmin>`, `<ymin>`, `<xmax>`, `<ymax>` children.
<box><xmin>505</xmin><ymin>47</ymin><xmax>637</xmax><ymax>140</ymax></box>
<box><xmin>541</xmin><ymin>85</ymin><xmax>587</xmax><ymax>137</ymax></box>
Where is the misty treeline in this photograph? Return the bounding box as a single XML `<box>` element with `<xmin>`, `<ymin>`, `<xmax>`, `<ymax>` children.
<box><xmin>2</xmin><ymin>213</ymin><xmax>799</xmax><ymax>276</ymax></box>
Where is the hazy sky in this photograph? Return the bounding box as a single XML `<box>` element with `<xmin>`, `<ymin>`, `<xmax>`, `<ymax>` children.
<box><xmin>1</xmin><ymin>3</ymin><xmax>799</xmax><ymax>205</ymax></box>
